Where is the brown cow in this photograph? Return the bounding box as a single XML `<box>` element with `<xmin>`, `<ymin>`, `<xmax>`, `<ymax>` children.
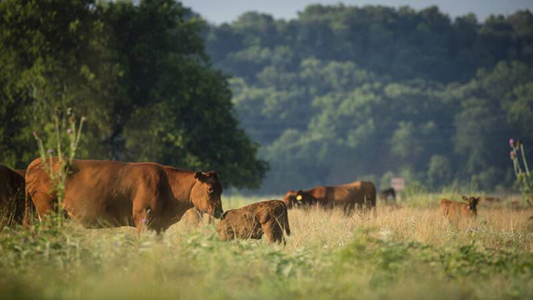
<box><xmin>0</xmin><ymin>165</ymin><xmax>26</xmax><ymax>225</ymax></box>
<box><xmin>283</xmin><ymin>181</ymin><xmax>377</xmax><ymax>215</ymax></box>
<box><xmin>440</xmin><ymin>196</ymin><xmax>480</xmax><ymax>220</ymax></box>
<box><xmin>25</xmin><ymin>158</ymin><xmax>224</xmax><ymax>233</ymax></box>
<box><xmin>217</xmin><ymin>200</ymin><xmax>290</xmax><ymax>244</ymax></box>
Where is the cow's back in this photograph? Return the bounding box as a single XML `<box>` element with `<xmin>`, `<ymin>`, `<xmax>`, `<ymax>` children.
<box><xmin>327</xmin><ymin>185</ymin><xmax>353</xmax><ymax>204</ymax></box>
<box><xmin>252</xmin><ymin>200</ymin><xmax>287</xmax><ymax>223</ymax></box>
<box><xmin>336</xmin><ymin>181</ymin><xmax>376</xmax><ymax>207</ymax></box>
<box><xmin>305</xmin><ymin>181</ymin><xmax>376</xmax><ymax>209</ymax></box>
<box><xmin>26</xmin><ymin>158</ymin><xmax>170</xmax><ymax>227</ymax></box>
<box><xmin>440</xmin><ymin>199</ymin><xmax>461</xmax><ymax>218</ymax></box>
<box><xmin>217</xmin><ymin>206</ymin><xmax>261</xmax><ymax>239</ymax></box>
<box><xmin>360</xmin><ymin>181</ymin><xmax>377</xmax><ymax>207</ymax></box>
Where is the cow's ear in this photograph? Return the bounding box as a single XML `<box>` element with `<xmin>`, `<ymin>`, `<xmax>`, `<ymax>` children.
<box><xmin>462</xmin><ymin>196</ymin><xmax>468</xmax><ymax>202</ymax></box>
<box><xmin>194</xmin><ymin>172</ymin><xmax>204</xmax><ymax>181</ymax></box>
<box><xmin>209</xmin><ymin>171</ymin><xmax>223</xmax><ymax>194</ymax></box>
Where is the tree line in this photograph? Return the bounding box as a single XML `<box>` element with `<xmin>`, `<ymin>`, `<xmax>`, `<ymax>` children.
<box><xmin>204</xmin><ymin>5</ymin><xmax>533</xmax><ymax>193</ymax></box>
<box><xmin>1</xmin><ymin>1</ymin><xmax>532</xmax><ymax>193</ymax></box>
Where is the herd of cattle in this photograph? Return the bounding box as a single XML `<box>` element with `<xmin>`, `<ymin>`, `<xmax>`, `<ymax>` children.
<box><xmin>1</xmin><ymin>158</ymin><xmax>486</xmax><ymax>244</ymax></box>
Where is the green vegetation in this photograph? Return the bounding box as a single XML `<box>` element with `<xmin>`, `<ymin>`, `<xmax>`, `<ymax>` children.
<box><xmin>1</xmin><ymin>195</ymin><xmax>533</xmax><ymax>300</ymax></box>
<box><xmin>0</xmin><ymin>0</ymin><xmax>267</xmax><ymax>189</ymax></box>
<box><xmin>510</xmin><ymin>140</ymin><xmax>533</xmax><ymax>204</ymax></box>
<box><xmin>2</xmin><ymin>2</ymin><xmax>532</xmax><ymax>299</ymax></box>
<box><xmin>205</xmin><ymin>6</ymin><xmax>533</xmax><ymax>193</ymax></box>
<box><xmin>32</xmin><ymin>109</ymin><xmax>86</xmax><ymax>226</ymax></box>
<box><xmin>2</xmin><ymin>1</ymin><xmax>532</xmax><ymax>193</ymax></box>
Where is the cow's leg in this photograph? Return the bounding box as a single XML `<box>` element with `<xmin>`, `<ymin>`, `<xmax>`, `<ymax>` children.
<box><xmin>261</xmin><ymin>221</ymin><xmax>283</xmax><ymax>244</ymax></box>
<box><xmin>23</xmin><ymin>189</ymin><xmax>34</xmax><ymax>227</ymax></box>
<box><xmin>132</xmin><ymin>201</ymin><xmax>158</xmax><ymax>233</ymax></box>
<box><xmin>356</xmin><ymin>199</ymin><xmax>364</xmax><ymax>211</ymax></box>
<box><xmin>365</xmin><ymin>196</ymin><xmax>377</xmax><ymax>217</ymax></box>
<box><xmin>31</xmin><ymin>193</ymin><xmax>56</xmax><ymax>222</ymax></box>
<box><xmin>345</xmin><ymin>202</ymin><xmax>355</xmax><ymax>216</ymax></box>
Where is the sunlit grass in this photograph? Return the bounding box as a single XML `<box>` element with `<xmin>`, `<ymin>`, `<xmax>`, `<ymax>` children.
<box><xmin>1</xmin><ymin>192</ymin><xmax>533</xmax><ymax>300</ymax></box>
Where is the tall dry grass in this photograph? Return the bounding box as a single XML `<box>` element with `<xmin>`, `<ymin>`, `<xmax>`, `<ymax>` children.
<box><xmin>1</xmin><ymin>193</ymin><xmax>533</xmax><ymax>300</ymax></box>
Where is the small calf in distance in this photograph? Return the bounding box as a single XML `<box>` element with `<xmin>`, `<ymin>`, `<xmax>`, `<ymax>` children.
<box><xmin>217</xmin><ymin>200</ymin><xmax>290</xmax><ymax>244</ymax></box>
<box><xmin>440</xmin><ymin>196</ymin><xmax>480</xmax><ymax>220</ymax></box>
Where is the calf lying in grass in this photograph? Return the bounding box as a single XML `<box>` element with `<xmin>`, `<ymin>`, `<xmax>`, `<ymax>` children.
<box><xmin>440</xmin><ymin>196</ymin><xmax>480</xmax><ymax>220</ymax></box>
<box><xmin>217</xmin><ymin>200</ymin><xmax>291</xmax><ymax>244</ymax></box>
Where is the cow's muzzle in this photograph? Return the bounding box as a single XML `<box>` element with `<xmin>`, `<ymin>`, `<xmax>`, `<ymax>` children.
<box><xmin>214</xmin><ymin>209</ymin><xmax>224</xmax><ymax>219</ymax></box>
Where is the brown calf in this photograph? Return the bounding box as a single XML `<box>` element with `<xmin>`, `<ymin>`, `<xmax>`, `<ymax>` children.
<box><xmin>217</xmin><ymin>200</ymin><xmax>290</xmax><ymax>244</ymax></box>
<box><xmin>440</xmin><ymin>196</ymin><xmax>480</xmax><ymax>220</ymax></box>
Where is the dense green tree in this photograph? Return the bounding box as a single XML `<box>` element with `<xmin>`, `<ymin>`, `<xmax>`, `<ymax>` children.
<box><xmin>0</xmin><ymin>0</ymin><xmax>117</xmax><ymax>165</ymax></box>
<box><xmin>2</xmin><ymin>1</ymin><xmax>532</xmax><ymax>192</ymax></box>
<box><xmin>206</xmin><ymin>5</ymin><xmax>533</xmax><ymax>84</ymax></box>
<box><xmin>427</xmin><ymin>155</ymin><xmax>452</xmax><ymax>189</ymax></box>
<box><xmin>0</xmin><ymin>0</ymin><xmax>267</xmax><ymax>189</ymax></box>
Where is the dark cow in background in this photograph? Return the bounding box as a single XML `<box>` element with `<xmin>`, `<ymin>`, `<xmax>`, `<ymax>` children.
<box><xmin>0</xmin><ymin>165</ymin><xmax>26</xmax><ymax>225</ymax></box>
<box><xmin>217</xmin><ymin>200</ymin><xmax>290</xmax><ymax>244</ymax></box>
<box><xmin>25</xmin><ymin>158</ymin><xmax>224</xmax><ymax>233</ymax></box>
<box><xmin>283</xmin><ymin>181</ymin><xmax>376</xmax><ymax>215</ymax></box>
<box><xmin>379</xmin><ymin>188</ymin><xmax>396</xmax><ymax>202</ymax></box>
<box><xmin>440</xmin><ymin>196</ymin><xmax>480</xmax><ymax>220</ymax></box>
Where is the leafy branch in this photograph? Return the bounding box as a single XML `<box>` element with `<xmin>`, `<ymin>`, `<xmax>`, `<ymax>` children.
<box><xmin>509</xmin><ymin>139</ymin><xmax>532</xmax><ymax>206</ymax></box>
<box><xmin>33</xmin><ymin>108</ymin><xmax>85</xmax><ymax>227</ymax></box>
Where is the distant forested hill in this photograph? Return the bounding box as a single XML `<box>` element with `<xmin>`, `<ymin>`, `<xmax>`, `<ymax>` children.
<box><xmin>204</xmin><ymin>5</ymin><xmax>533</xmax><ymax>193</ymax></box>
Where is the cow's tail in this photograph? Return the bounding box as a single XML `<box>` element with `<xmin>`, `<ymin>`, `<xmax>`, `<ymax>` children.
<box><xmin>369</xmin><ymin>183</ymin><xmax>377</xmax><ymax>217</ymax></box>
<box><xmin>283</xmin><ymin>203</ymin><xmax>291</xmax><ymax>236</ymax></box>
<box><xmin>23</xmin><ymin>185</ymin><xmax>32</xmax><ymax>227</ymax></box>
<box><xmin>23</xmin><ymin>178</ymin><xmax>36</xmax><ymax>227</ymax></box>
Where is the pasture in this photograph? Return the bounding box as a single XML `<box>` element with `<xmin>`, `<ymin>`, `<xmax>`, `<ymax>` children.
<box><xmin>1</xmin><ymin>193</ymin><xmax>533</xmax><ymax>300</ymax></box>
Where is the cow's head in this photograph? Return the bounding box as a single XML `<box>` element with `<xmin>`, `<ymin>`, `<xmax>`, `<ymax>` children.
<box><xmin>283</xmin><ymin>189</ymin><xmax>312</xmax><ymax>208</ymax></box>
<box><xmin>295</xmin><ymin>190</ymin><xmax>318</xmax><ymax>207</ymax></box>
<box><xmin>282</xmin><ymin>190</ymin><xmax>297</xmax><ymax>208</ymax></box>
<box><xmin>462</xmin><ymin>196</ymin><xmax>480</xmax><ymax>215</ymax></box>
<box><xmin>190</xmin><ymin>171</ymin><xmax>224</xmax><ymax>219</ymax></box>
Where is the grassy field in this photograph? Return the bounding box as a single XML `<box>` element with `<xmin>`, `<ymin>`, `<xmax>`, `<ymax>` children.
<box><xmin>1</xmin><ymin>193</ymin><xmax>533</xmax><ymax>300</ymax></box>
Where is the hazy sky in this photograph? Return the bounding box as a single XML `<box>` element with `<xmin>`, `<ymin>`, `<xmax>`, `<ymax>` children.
<box><xmin>180</xmin><ymin>0</ymin><xmax>533</xmax><ymax>24</ymax></box>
